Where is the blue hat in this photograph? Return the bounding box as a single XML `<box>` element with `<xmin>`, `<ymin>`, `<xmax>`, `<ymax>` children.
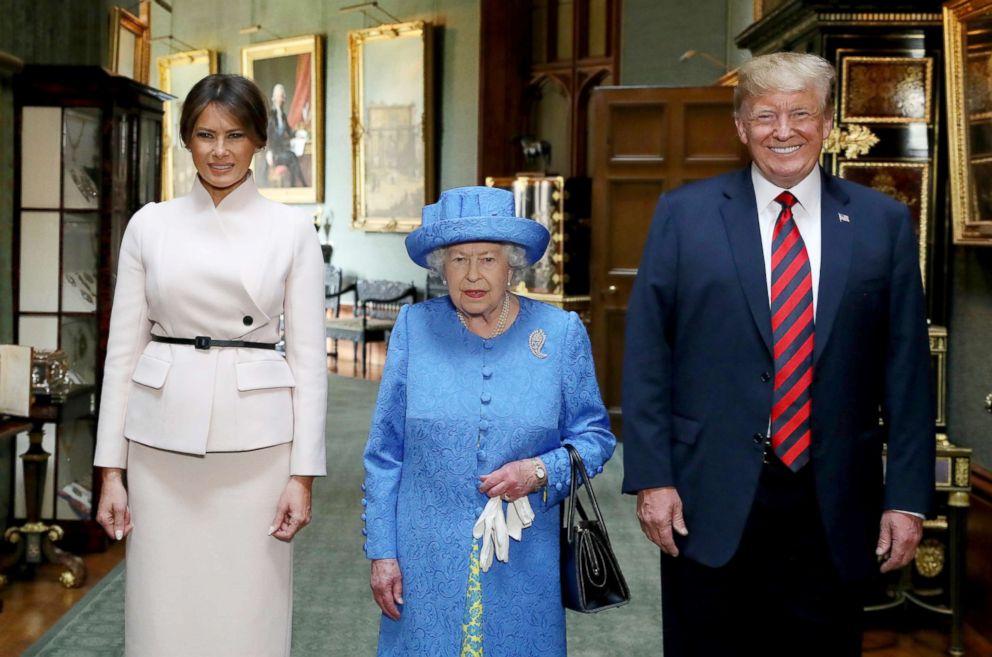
<box><xmin>405</xmin><ymin>186</ymin><xmax>551</xmax><ymax>268</ymax></box>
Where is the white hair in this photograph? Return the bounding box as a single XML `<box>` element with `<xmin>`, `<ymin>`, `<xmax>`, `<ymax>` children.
<box><xmin>734</xmin><ymin>52</ymin><xmax>835</xmax><ymax>116</ymax></box>
<box><xmin>426</xmin><ymin>243</ymin><xmax>529</xmax><ymax>286</ymax></box>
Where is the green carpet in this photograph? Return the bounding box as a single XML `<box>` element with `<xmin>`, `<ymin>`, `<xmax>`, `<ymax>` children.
<box><xmin>24</xmin><ymin>374</ymin><xmax>661</xmax><ymax>656</ymax></box>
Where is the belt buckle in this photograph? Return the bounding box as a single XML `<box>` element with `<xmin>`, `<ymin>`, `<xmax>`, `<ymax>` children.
<box><xmin>194</xmin><ymin>336</ymin><xmax>211</xmax><ymax>350</ymax></box>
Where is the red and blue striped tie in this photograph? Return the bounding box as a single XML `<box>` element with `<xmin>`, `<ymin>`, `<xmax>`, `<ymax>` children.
<box><xmin>770</xmin><ymin>191</ymin><xmax>813</xmax><ymax>471</ymax></box>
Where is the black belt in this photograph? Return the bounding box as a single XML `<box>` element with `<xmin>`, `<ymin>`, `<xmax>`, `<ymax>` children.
<box><xmin>151</xmin><ymin>335</ymin><xmax>278</xmax><ymax>350</ymax></box>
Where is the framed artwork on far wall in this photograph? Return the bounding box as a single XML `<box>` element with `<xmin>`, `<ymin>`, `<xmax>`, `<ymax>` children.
<box><xmin>158</xmin><ymin>50</ymin><xmax>218</xmax><ymax>200</ymax></box>
<box><xmin>349</xmin><ymin>22</ymin><xmax>435</xmax><ymax>232</ymax></box>
<box><xmin>242</xmin><ymin>35</ymin><xmax>325</xmax><ymax>204</ymax></box>
<box><xmin>840</xmin><ymin>56</ymin><xmax>934</xmax><ymax>124</ymax></box>
<box><xmin>109</xmin><ymin>2</ymin><xmax>151</xmax><ymax>84</ymax></box>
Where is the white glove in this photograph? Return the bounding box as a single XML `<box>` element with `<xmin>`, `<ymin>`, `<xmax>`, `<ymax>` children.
<box><xmin>473</xmin><ymin>497</ymin><xmax>508</xmax><ymax>572</ymax></box>
<box><xmin>506</xmin><ymin>496</ymin><xmax>534</xmax><ymax>541</ymax></box>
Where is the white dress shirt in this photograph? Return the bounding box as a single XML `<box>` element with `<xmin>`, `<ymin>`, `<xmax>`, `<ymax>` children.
<box><xmin>751</xmin><ymin>164</ymin><xmax>822</xmax><ymax>318</ymax></box>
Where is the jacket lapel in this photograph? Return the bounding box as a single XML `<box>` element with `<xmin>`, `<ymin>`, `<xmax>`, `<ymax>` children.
<box><xmin>720</xmin><ymin>168</ymin><xmax>772</xmax><ymax>356</ymax></box>
<box><xmin>813</xmin><ymin>170</ymin><xmax>853</xmax><ymax>364</ymax></box>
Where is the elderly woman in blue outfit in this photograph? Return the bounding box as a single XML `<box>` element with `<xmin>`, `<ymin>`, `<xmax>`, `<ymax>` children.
<box><xmin>362</xmin><ymin>186</ymin><xmax>616</xmax><ymax>656</ymax></box>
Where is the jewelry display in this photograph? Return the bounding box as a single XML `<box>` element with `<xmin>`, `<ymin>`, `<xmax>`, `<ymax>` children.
<box><xmin>456</xmin><ymin>292</ymin><xmax>511</xmax><ymax>339</ymax></box>
<box><xmin>62</xmin><ymin>109</ymin><xmax>101</xmax><ymax>208</ymax></box>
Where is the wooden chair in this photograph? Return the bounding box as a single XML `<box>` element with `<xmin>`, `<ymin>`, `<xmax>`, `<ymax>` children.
<box><xmin>325</xmin><ymin>279</ymin><xmax>417</xmax><ymax>377</ymax></box>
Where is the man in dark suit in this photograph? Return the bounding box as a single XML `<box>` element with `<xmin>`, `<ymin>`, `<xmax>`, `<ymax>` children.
<box><xmin>622</xmin><ymin>52</ymin><xmax>934</xmax><ymax>657</ymax></box>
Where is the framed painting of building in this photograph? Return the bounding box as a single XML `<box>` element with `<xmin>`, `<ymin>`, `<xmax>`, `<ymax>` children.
<box><xmin>349</xmin><ymin>22</ymin><xmax>434</xmax><ymax>232</ymax></box>
<box><xmin>242</xmin><ymin>35</ymin><xmax>324</xmax><ymax>204</ymax></box>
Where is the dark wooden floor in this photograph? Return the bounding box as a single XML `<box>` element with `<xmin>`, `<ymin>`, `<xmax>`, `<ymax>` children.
<box><xmin>2</xmin><ymin>345</ymin><xmax>989</xmax><ymax>657</ymax></box>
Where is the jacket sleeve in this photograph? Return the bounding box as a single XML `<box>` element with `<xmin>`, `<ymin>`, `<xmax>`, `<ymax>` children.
<box><xmin>621</xmin><ymin>194</ymin><xmax>679</xmax><ymax>493</ymax></box>
<box><xmin>882</xmin><ymin>205</ymin><xmax>935</xmax><ymax>514</ymax></box>
<box><xmin>284</xmin><ymin>214</ymin><xmax>328</xmax><ymax>476</ymax></box>
<box><xmin>94</xmin><ymin>207</ymin><xmax>153</xmax><ymax>469</ymax></box>
<box><xmin>362</xmin><ymin>304</ymin><xmax>410</xmax><ymax>560</ymax></box>
<box><xmin>538</xmin><ymin>311</ymin><xmax>617</xmax><ymax>509</ymax></box>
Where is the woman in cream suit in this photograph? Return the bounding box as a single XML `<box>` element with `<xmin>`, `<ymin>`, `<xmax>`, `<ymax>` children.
<box><xmin>94</xmin><ymin>74</ymin><xmax>327</xmax><ymax>657</ymax></box>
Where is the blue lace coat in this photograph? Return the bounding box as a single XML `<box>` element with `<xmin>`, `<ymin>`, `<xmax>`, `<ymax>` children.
<box><xmin>363</xmin><ymin>295</ymin><xmax>616</xmax><ymax>656</ymax></box>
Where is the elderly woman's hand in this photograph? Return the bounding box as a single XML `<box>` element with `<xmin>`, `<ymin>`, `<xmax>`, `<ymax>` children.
<box><xmin>479</xmin><ymin>459</ymin><xmax>543</xmax><ymax>502</ymax></box>
<box><xmin>371</xmin><ymin>558</ymin><xmax>404</xmax><ymax>620</ymax></box>
<box><xmin>269</xmin><ymin>476</ymin><xmax>313</xmax><ymax>542</ymax></box>
<box><xmin>97</xmin><ymin>468</ymin><xmax>133</xmax><ymax>541</ymax></box>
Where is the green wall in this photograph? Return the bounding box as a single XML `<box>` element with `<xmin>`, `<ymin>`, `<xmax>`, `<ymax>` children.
<box><xmin>150</xmin><ymin>0</ymin><xmax>480</xmax><ymax>288</ymax></box>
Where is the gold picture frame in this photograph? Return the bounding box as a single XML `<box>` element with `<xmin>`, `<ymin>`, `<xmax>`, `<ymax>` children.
<box><xmin>349</xmin><ymin>22</ymin><xmax>435</xmax><ymax>232</ymax></box>
<box><xmin>242</xmin><ymin>35</ymin><xmax>325</xmax><ymax>204</ymax></box>
<box><xmin>158</xmin><ymin>49</ymin><xmax>218</xmax><ymax>200</ymax></box>
<box><xmin>109</xmin><ymin>3</ymin><xmax>150</xmax><ymax>84</ymax></box>
<box><xmin>841</xmin><ymin>56</ymin><xmax>933</xmax><ymax>124</ymax></box>
<box><xmin>838</xmin><ymin>161</ymin><xmax>930</xmax><ymax>283</ymax></box>
<box><xmin>945</xmin><ymin>0</ymin><xmax>992</xmax><ymax>244</ymax></box>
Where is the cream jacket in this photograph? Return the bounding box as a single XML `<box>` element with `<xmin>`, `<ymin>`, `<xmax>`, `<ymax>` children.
<box><xmin>94</xmin><ymin>175</ymin><xmax>327</xmax><ymax>475</ymax></box>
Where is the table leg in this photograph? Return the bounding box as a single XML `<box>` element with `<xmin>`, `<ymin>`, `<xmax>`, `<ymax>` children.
<box><xmin>948</xmin><ymin>491</ymin><xmax>969</xmax><ymax>657</ymax></box>
<box><xmin>2</xmin><ymin>422</ymin><xmax>87</xmax><ymax>588</ymax></box>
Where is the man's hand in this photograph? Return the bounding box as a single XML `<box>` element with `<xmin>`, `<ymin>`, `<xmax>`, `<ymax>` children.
<box><xmin>636</xmin><ymin>486</ymin><xmax>689</xmax><ymax>556</ymax></box>
<box><xmin>877</xmin><ymin>510</ymin><xmax>923</xmax><ymax>573</ymax></box>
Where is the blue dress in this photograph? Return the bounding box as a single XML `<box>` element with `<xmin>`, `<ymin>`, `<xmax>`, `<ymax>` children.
<box><xmin>363</xmin><ymin>295</ymin><xmax>616</xmax><ymax>657</ymax></box>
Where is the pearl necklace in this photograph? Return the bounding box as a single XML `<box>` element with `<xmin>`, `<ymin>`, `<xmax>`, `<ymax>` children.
<box><xmin>457</xmin><ymin>292</ymin><xmax>511</xmax><ymax>339</ymax></box>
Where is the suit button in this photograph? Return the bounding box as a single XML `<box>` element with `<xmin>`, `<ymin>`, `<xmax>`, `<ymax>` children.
<box><xmin>760</xmin><ymin>372</ymin><xmax>771</xmax><ymax>382</ymax></box>
<box><xmin>752</xmin><ymin>433</ymin><xmax>764</xmax><ymax>444</ymax></box>
<box><xmin>482</xmin><ymin>366</ymin><xmax>493</xmax><ymax>379</ymax></box>
<box><xmin>361</xmin><ymin>513</ymin><xmax>367</xmax><ymax>521</ymax></box>
<box><xmin>243</xmin><ymin>315</ymin><xmax>253</xmax><ymax>326</ymax></box>
<box><xmin>555</xmin><ymin>482</ymin><xmax>563</xmax><ymax>491</ymax></box>
<box><xmin>481</xmin><ymin>392</ymin><xmax>492</xmax><ymax>404</ymax></box>
<box><xmin>361</xmin><ymin>528</ymin><xmax>368</xmax><ymax>536</ymax></box>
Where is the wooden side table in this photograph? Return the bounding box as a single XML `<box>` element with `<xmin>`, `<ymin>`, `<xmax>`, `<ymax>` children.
<box><xmin>0</xmin><ymin>418</ymin><xmax>33</xmax><ymax>607</ymax></box>
<box><xmin>0</xmin><ymin>385</ymin><xmax>94</xmax><ymax>589</ymax></box>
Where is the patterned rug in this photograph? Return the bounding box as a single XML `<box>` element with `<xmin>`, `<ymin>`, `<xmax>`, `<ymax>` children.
<box><xmin>23</xmin><ymin>374</ymin><xmax>661</xmax><ymax>656</ymax></box>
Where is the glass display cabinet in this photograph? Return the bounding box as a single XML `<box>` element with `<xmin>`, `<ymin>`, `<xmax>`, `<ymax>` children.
<box><xmin>484</xmin><ymin>175</ymin><xmax>591</xmax><ymax>315</ymax></box>
<box><xmin>10</xmin><ymin>65</ymin><xmax>169</xmax><ymax>551</ymax></box>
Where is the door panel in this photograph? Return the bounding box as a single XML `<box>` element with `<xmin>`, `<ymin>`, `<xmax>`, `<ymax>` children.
<box><xmin>590</xmin><ymin>85</ymin><xmax>747</xmax><ymax>435</ymax></box>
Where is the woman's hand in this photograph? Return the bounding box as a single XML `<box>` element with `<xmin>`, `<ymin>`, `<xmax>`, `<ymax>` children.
<box><xmin>370</xmin><ymin>558</ymin><xmax>404</xmax><ymax>620</ymax></box>
<box><xmin>479</xmin><ymin>459</ymin><xmax>542</xmax><ymax>502</ymax></box>
<box><xmin>96</xmin><ymin>468</ymin><xmax>133</xmax><ymax>541</ymax></box>
<box><xmin>269</xmin><ymin>476</ymin><xmax>313</xmax><ymax>541</ymax></box>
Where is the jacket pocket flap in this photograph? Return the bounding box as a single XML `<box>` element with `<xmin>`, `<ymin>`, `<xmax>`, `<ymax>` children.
<box><xmin>131</xmin><ymin>354</ymin><xmax>171</xmax><ymax>389</ymax></box>
<box><xmin>672</xmin><ymin>414</ymin><xmax>701</xmax><ymax>445</ymax></box>
<box><xmin>235</xmin><ymin>359</ymin><xmax>296</xmax><ymax>391</ymax></box>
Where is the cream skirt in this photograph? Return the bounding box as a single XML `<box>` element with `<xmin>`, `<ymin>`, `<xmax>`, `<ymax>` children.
<box><xmin>124</xmin><ymin>441</ymin><xmax>293</xmax><ymax>657</ymax></box>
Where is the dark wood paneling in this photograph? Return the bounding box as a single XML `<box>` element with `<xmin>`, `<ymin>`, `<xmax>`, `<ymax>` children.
<box><xmin>967</xmin><ymin>465</ymin><xmax>992</xmax><ymax>645</ymax></box>
<box><xmin>589</xmin><ymin>86</ymin><xmax>746</xmax><ymax>436</ymax></box>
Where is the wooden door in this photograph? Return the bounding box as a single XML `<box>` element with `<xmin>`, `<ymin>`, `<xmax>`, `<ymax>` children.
<box><xmin>589</xmin><ymin>86</ymin><xmax>747</xmax><ymax>436</ymax></box>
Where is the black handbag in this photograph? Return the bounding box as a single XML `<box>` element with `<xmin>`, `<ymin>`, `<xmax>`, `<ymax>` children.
<box><xmin>560</xmin><ymin>443</ymin><xmax>630</xmax><ymax>613</ymax></box>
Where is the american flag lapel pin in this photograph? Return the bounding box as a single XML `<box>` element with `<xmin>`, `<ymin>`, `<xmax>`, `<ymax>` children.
<box><xmin>838</xmin><ymin>213</ymin><xmax>850</xmax><ymax>223</ymax></box>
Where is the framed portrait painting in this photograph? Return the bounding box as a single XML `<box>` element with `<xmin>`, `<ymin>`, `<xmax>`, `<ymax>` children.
<box><xmin>242</xmin><ymin>35</ymin><xmax>324</xmax><ymax>204</ymax></box>
<box><xmin>349</xmin><ymin>22</ymin><xmax>435</xmax><ymax>232</ymax></box>
<box><xmin>158</xmin><ymin>49</ymin><xmax>218</xmax><ymax>200</ymax></box>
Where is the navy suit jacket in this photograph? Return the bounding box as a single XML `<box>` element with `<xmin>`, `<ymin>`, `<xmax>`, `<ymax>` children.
<box><xmin>621</xmin><ymin>166</ymin><xmax>935</xmax><ymax>581</ymax></box>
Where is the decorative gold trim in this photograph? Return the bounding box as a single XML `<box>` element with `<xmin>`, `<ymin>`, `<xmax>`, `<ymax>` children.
<box><xmin>922</xmin><ymin>516</ymin><xmax>948</xmax><ymax>531</ymax></box>
<box><xmin>945</xmin><ymin>1</ymin><xmax>992</xmax><ymax>244</ymax></box>
<box><xmin>350</xmin><ymin>22</ymin><xmax>434</xmax><ymax>232</ymax></box>
<box><xmin>158</xmin><ymin>49</ymin><xmax>218</xmax><ymax>201</ymax></box>
<box><xmin>948</xmin><ymin>491</ymin><xmax>970</xmax><ymax>508</ymax></box>
<box><xmin>241</xmin><ymin>35</ymin><xmax>325</xmax><ymax>204</ymax></box>
<box><xmin>841</xmin><ymin>56</ymin><xmax>933</xmax><ymax>124</ymax></box>
<box><xmin>914</xmin><ymin>538</ymin><xmax>945</xmax><ymax>578</ymax></box>
<box><xmin>929</xmin><ymin>325</ymin><xmax>948</xmax><ymax>429</ymax></box>
<box><xmin>823</xmin><ymin>124</ymin><xmax>879</xmax><ymax>159</ymax></box>
<box><xmin>838</xmin><ymin>161</ymin><xmax>929</xmax><ymax>282</ymax></box>
<box><xmin>954</xmin><ymin>457</ymin><xmax>972</xmax><ymax>488</ymax></box>
<box><xmin>819</xmin><ymin>13</ymin><xmax>943</xmax><ymax>24</ymax></box>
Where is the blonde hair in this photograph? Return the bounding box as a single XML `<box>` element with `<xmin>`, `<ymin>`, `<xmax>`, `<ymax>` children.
<box><xmin>734</xmin><ymin>52</ymin><xmax>835</xmax><ymax>116</ymax></box>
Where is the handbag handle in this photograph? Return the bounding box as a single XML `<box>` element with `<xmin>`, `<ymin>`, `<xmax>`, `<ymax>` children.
<box><xmin>562</xmin><ymin>444</ymin><xmax>611</xmax><ymax>545</ymax></box>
